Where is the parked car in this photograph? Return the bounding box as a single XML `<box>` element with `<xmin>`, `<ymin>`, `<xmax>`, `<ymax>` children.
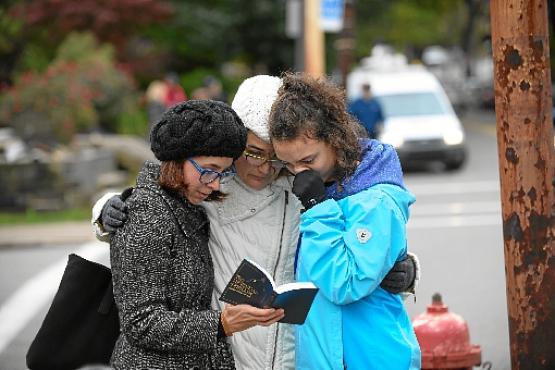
<box><xmin>347</xmin><ymin>64</ymin><xmax>467</xmax><ymax>170</ymax></box>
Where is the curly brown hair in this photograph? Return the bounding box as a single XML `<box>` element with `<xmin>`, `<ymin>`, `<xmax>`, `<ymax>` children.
<box><xmin>159</xmin><ymin>160</ymin><xmax>226</xmax><ymax>202</ymax></box>
<box><xmin>269</xmin><ymin>72</ymin><xmax>362</xmax><ymax>180</ymax></box>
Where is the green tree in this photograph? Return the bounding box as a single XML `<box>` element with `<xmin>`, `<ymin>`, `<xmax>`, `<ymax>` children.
<box><xmin>145</xmin><ymin>0</ymin><xmax>293</xmax><ymax>75</ymax></box>
<box><xmin>354</xmin><ymin>0</ymin><xmax>466</xmax><ymax>60</ymax></box>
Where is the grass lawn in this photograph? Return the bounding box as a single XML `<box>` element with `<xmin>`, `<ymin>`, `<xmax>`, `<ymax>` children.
<box><xmin>0</xmin><ymin>207</ymin><xmax>90</xmax><ymax>225</ymax></box>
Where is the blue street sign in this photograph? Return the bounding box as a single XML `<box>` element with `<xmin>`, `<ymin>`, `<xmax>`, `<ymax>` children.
<box><xmin>320</xmin><ymin>0</ymin><xmax>344</xmax><ymax>33</ymax></box>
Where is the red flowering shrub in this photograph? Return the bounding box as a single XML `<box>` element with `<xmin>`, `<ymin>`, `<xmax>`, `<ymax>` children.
<box><xmin>0</xmin><ymin>32</ymin><xmax>146</xmax><ymax>143</ymax></box>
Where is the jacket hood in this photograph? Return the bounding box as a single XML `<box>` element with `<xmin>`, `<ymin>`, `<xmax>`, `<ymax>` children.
<box><xmin>378</xmin><ymin>183</ymin><xmax>415</xmax><ymax>222</ymax></box>
<box><xmin>326</xmin><ymin>139</ymin><xmax>405</xmax><ymax>201</ymax></box>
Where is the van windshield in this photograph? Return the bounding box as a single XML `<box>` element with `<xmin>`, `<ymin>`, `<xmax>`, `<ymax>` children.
<box><xmin>376</xmin><ymin>92</ymin><xmax>448</xmax><ymax>117</ymax></box>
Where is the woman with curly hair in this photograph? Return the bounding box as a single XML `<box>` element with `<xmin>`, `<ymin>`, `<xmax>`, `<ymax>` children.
<box><xmin>269</xmin><ymin>73</ymin><xmax>421</xmax><ymax>370</ymax></box>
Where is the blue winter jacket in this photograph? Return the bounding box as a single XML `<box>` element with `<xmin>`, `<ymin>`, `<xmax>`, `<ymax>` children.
<box><xmin>295</xmin><ymin>139</ymin><xmax>421</xmax><ymax>370</ymax></box>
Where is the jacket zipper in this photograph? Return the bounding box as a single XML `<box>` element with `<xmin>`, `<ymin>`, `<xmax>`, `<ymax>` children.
<box><xmin>271</xmin><ymin>191</ymin><xmax>289</xmax><ymax>369</ymax></box>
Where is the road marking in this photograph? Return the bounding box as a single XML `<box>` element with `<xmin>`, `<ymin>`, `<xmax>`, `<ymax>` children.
<box><xmin>405</xmin><ymin>187</ymin><xmax>503</xmax><ymax>229</ymax></box>
<box><xmin>412</xmin><ymin>201</ymin><xmax>501</xmax><ymax>216</ymax></box>
<box><xmin>0</xmin><ymin>241</ymin><xmax>108</xmax><ymax>354</ymax></box>
<box><xmin>408</xmin><ymin>214</ymin><xmax>501</xmax><ymax>229</ymax></box>
<box><xmin>465</xmin><ymin>121</ymin><xmax>497</xmax><ymax>137</ymax></box>
<box><xmin>407</xmin><ymin>180</ymin><xmax>500</xmax><ymax>195</ymax></box>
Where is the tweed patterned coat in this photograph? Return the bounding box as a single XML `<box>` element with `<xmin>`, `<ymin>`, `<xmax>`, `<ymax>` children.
<box><xmin>110</xmin><ymin>161</ymin><xmax>235</xmax><ymax>369</ymax></box>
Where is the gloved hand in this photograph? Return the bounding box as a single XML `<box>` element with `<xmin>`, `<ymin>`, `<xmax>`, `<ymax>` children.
<box><xmin>292</xmin><ymin>170</ymin><xmax>327</xmax><ymax>210</ymax></box>
<box><xmin>380</xmin><ymin>254</ymin><xmax>416</xmax><ymax>294</ymax></box>
<box><xmin>100</xmin><ymin>188</ymin><xmax>133</xmax><ymax>233</ymax></box>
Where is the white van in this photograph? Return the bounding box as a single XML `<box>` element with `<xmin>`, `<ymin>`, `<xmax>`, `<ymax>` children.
<box><xmin>347</xmin><ymin>64</ymin><xmax>466</xmax><ymax>170</ymax></box>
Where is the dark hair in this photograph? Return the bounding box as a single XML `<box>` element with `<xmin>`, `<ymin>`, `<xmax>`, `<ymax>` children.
<box><xmin>159</xmin><ymin>160</ymin><xmax>226</xmax><ymax>202</ymax></box>
<box><xmin>269</xmin><ymin>72</ymin><xmax>362</xmax><ymax>180</ymax></box>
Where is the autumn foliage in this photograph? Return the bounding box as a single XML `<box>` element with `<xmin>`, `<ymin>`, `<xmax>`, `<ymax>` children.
<box><xmin>0</xmin><ymin>32</ymin><xmax>145</xmax><ymax>143</ymax></box>
<box><xmin>9</xmin><ymin>0</ymin><xmax>173</xmax><ymax>50</ymax></box>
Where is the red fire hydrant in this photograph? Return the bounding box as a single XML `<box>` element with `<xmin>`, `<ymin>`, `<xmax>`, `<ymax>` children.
<box><xmin>412</xmin><ymin>293</ymin><xmax>482</xmax><ymax>370</ymax></box>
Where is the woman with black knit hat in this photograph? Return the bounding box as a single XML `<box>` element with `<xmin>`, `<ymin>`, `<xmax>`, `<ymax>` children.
<box><xmin>109</xmin><ymin>100</ymin><xmax>284</xmax><ymax>370</ymax></box>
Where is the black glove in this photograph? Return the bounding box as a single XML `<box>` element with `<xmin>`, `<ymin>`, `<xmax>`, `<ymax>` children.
<box><xmin>100</xmin><ymin>188</ymin><xmax>133</xmax><ymax>233</ymax></box>
<box><xmin>380</xmin><ymin>255</ymin><xmax>416</xmax><ymax>294</ymax></box>
<box><xmin>292</xmin><ymin>170</ymin><xmax>327</xmax><ymax>210</ymax></box>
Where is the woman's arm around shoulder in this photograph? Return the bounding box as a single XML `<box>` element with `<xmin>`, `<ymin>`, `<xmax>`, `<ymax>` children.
<box><xmin>91</xmin><ymin>191</ymin><xmax>121</xmax><ymax>242</ymax></box>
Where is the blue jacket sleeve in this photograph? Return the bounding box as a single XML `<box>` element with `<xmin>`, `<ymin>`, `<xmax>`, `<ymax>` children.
<box><xmin>297</xmin><ymin>188</ymin><xmax>407</xmax><ymax>305</ymax></box>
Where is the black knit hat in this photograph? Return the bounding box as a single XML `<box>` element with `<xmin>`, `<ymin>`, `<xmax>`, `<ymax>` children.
<box><xmin>150</xmin><ymin>100</ymin><xmax>247</xmax><ymax>161</ymax></box>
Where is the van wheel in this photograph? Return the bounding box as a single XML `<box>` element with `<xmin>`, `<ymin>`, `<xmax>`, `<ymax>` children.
<box><xmin>445</xmin><ymin>159</ymin><xmax>465</xmax><ymax>171</ymax></box>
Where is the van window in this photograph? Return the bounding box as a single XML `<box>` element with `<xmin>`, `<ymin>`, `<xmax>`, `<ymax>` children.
<box><xmin>376</xmin><ymin>92</ymin><xmax>448</xmax><ymax>117</ymax></box>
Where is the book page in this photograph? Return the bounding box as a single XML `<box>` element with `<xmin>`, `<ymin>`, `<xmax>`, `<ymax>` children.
<box><xmin>275</xmin><ymin>281</ymin><xmax>317</xmax><ymax>295</ymax></box>
<box><xmin>246</xmin><ymin>258</ymin><xmax>277</xmax><ymax>289</ymax></box>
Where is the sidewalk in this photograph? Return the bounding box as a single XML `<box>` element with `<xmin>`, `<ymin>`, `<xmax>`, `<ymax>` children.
<box><xmin>0</xmin><ymin>221</ymin><xmax>94</xmax><ymax>248</ymax></box>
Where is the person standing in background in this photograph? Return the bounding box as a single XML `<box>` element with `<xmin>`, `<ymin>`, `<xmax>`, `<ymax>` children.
<box><xmin>145</xmin><ymin>79</ymin><xmax>167</xmax><ymax>134</ymax></box>
<box><xmin>163</xmin><ymin>72</ymin><xmax>187</xmax><ymax>108</ymax></box>
<box><xmin>204</xmin><ymin>75</ymin><xmax>228</xmax><ymax>103</ymax></box>
<box><xmin>348</xmin><ymin>83</ymin><xmax>384</xmax><ymax>139</ymax></box>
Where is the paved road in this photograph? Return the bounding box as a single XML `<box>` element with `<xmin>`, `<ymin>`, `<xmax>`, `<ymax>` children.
<box><xmin>0</xmin><ymin>111</ymin><xmax>512</xmax><ymax>369</ymax></box>
<box><xmin>403</xmin><ymin>111</ymin><xmax>509</xmax><ymax>369</ymax></box>
<box><xmin>0</xmin><ymin>242</ymin><xmax>110</xmax><ymax>370</ymax></box>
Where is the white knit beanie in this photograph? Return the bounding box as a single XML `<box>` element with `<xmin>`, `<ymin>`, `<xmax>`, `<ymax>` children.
<box><xmin>231</xmin><ymin>75</ymin><xmax>282</xmax><ymax>143</ymax></box>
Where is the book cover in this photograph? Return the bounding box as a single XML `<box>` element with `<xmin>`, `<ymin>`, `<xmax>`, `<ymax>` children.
<box><xmin>219</xmin><ymin>259</ymin><xmax>318</xmax><ymax>324</ymax></box>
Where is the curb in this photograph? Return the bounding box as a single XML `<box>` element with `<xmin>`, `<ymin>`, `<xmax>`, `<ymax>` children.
<box><xmin>0</xmin><ymin>221</ymin><xmax>94</xmax><ymax>249</ymax></box>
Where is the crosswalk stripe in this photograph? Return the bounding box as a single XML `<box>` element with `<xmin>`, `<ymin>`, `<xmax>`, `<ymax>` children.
<box><xmin>411</xmin><ymin>201</ymin><xmax>501</xmax><ymax>216</ymax></box>
<box><xmin>408</xmin><ymin>214</ymin><xmax>502</xmax><ymax>229</ymax></box>
<box><xmin>407</xmin><ymin>180</ymin><xmax>500</xmax><ymax>195</ymax></box>
<box><xmin>405</xmin><ymin>185</ymin><xmax>502</xmax><ymax>228</ymax></box>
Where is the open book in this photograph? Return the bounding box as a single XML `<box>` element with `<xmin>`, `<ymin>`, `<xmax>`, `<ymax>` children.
<box><xmin>219</xmin><ymin>259</ymin><xmax>318</xmax><ymax>324</ymax></box>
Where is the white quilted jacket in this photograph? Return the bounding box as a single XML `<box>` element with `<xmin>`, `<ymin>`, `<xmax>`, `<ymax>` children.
<box><xmin>205</xmin><ymin>176</ymin><xmax>301</xmax><ymax>370</ymax></box>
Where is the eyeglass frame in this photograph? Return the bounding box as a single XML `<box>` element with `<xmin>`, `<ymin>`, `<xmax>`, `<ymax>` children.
<box><xmin>187</xmin><ymin>158</ymin><xmax>236</xmax><ymax>184</ymax></box>
<box><xmin>242</xmin><ymin>150</ymin><xmax>287</xmax><ymax>172</ymax></box>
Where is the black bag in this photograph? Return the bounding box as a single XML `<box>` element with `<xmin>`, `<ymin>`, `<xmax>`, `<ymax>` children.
<box><xmin>26</xmin><ymin>253</ymin><xmax>120</xmax><ymax>370</ymax></box>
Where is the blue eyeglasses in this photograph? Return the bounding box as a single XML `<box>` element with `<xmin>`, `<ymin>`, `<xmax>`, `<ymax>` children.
<box><xmin>188</xmin><ymin>158</ymin><xmax>236</xmax><ymax>184</ymax></box>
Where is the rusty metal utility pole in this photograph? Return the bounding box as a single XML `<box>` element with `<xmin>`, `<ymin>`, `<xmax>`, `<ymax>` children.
<box><xmin>490</xmin><ymin>1</ymin><xmax>555</xmax><ymax>369</ymax></box>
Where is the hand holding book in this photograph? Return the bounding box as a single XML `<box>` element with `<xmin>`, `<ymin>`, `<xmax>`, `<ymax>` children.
<box><xmin>219</xmin><ymin>259</ymin><xmax>318</xmax><ymax>324</ymax></box>
<box><xmin>220</xmin><ymin>303</ymin><xmax>284</xmax><ymax>336</ymax></box>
